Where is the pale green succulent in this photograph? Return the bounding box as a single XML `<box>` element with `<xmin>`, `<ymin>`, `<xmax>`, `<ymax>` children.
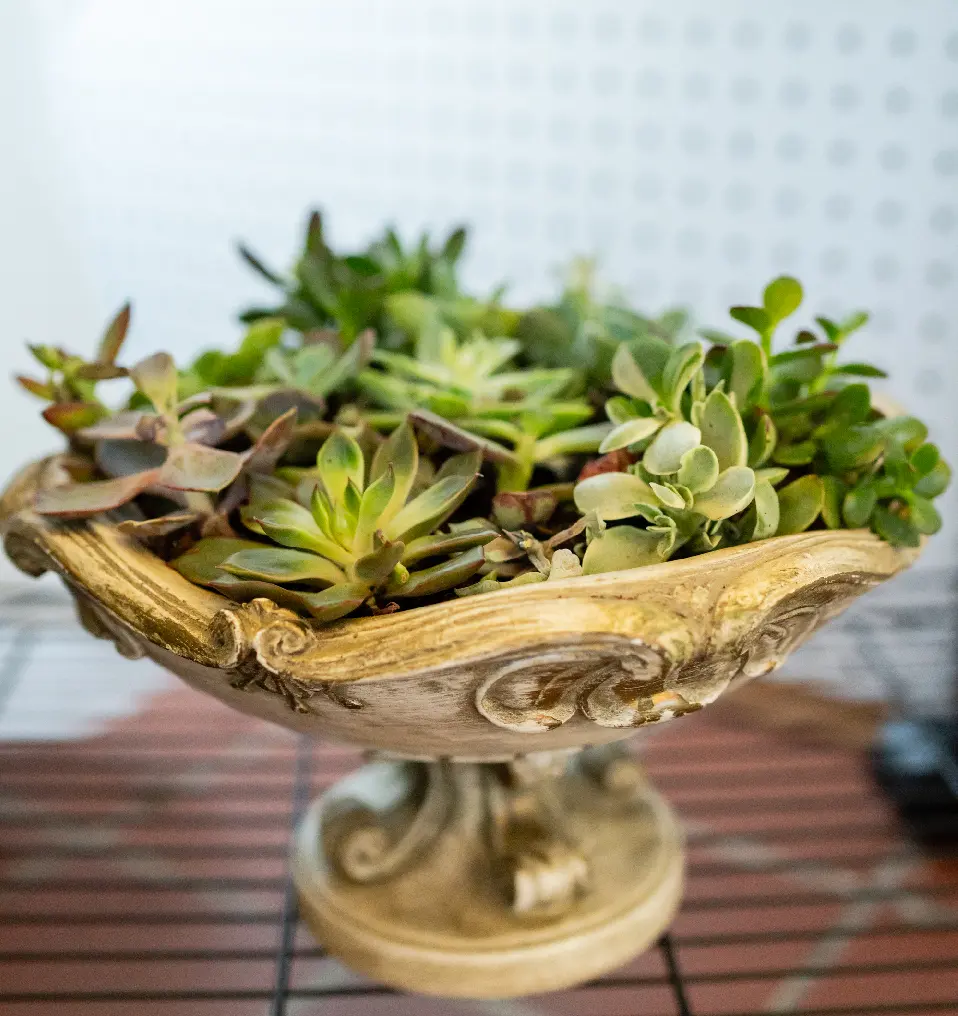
<box><xmin>358</xmin><ymin>315</ymin><xmax>609</xmax><ymax>492</ymax></box>
<box><xmin>573</xmin><ymin>341</ymin><xmax>769</xmax><ymax>572</ymax></box>
<box><xmin>172</xmin><ymin>422</ymin><xmax>497</xmax><ymax>621</ymax></box>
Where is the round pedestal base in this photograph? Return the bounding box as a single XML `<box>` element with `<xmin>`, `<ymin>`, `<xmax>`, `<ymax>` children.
<box><xmin>293</xmin><ymin>750</ymin><xmax>684</xmax><ymax>998</ymax></box>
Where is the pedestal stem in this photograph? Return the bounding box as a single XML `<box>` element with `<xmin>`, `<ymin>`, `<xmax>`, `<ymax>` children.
<box><xmin>294</xmin><ymin>744</ymin><xmax>684</xmax><ymax>998</ymax></box>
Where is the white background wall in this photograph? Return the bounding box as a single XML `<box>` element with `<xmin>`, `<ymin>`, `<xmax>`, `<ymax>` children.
<box><xmin>2</xmin><ymin>0</ymin><xmax>956</xmax><ymax>570</ymax></box>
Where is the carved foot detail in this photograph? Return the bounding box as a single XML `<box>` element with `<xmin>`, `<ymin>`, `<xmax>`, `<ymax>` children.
<box><xmin>319</xmin><ymin>747</ymin><xmax>653</xmax><ymax>920</ymax></box>
<box><xmin>294</xmin><ymin>745</ymin><xmax>683</xmax><ymax>997</ymax></box>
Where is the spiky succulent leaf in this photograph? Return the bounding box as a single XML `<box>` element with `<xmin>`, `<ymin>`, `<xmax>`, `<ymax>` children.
<box><xmin>384</xmin><ymin>472</ymin><xmax>477</xmax><ymax>543</ymax></box>
<box><xmin>317</xmin><ymin>430</ymin><xmax>365</xmax><ymax>502</ymax></box>
<box><xmin>222</xmin><ymin>547</ymin><xmax>346</xmax><ymax>586</ymax></box>
<box><xmin>401</xmin><ymin>524</ymin><xmax>498</xmax><ymax>565</ymax></box>
<box><xmin>386</xmin><ymin>545</ymin><xmax>486</xmax><ymax>597</ymax></box>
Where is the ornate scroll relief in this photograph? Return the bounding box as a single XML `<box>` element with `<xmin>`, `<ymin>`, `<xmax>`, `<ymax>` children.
<box><xmin>476</xmin><ymin>574</ymin><xmax>882</xmax><ymax>735</ymax></box>
<box><xmin>730</xmin><ymin>572</ymin><xmax>882</xmax><ymax>686</ymax></box>
<box><xmin>475</xmin><ymin>643</ymin><xmax>695</xmax><ymax>734</ymax></box>
<box><xmin>210</xmin><ymin>598</ymin><xmax>362</xmax><ymax>714</ymax></box>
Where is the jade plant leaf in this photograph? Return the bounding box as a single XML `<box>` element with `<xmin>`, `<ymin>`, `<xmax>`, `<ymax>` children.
<box><xmin>776</xmin><ymin>475</ymin><xmax>825</xmax><ymax>535</ymax></box>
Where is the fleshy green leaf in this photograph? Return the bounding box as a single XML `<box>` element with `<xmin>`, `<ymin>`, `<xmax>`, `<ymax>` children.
<box><xmin>908</xmin><ymin>495</ymin><xmax>942</xmax><ymax>536</ymax></box>
<box><xmin>755</xmin><ymin>466</ymin><xmax>790</xmax><ymax>487</ymax></box>
<box><xmin>821</xmin><ymin>476</ymin><xmax>846</xmax><ymax>529</ymax></box>
<box><xmin>824</xmin><ymin>425</ymin><xmax>884</xmax><ymax>472</ymax></box>
<box><xmin>598</xmin><ymin>416</ymin><xmax>663</xmax><ymax>454</ymax></box>
<box><xmin>913</xmin><ymin>460</ymin><xmax>951</xmax><ymax>498</ymax></box>
<box><xmin>573</xmin><ymin>471</ymin><xmax>657</xmax><ymax>521</ymax></box>
<box><xmin>354</xmin><ymin>538</ymin><xmax>406</xmax><ymax>584</ymax></box>
<box><xmin>872</xmin><ymin>506</ymin><xmax>921</xmax><ymax>548</ymax></box>
<box><xmin>842</xmin><ymin>483</ymin><xmax>877</xmax><ymax>528</ymax></box>
<box><xmin>582</xmin><ymin>526</ymin><xmax>665</xmax><ymax>574</ymax></box>
<box><xmin>650</xmin><ymin>482</ymin><xmax>686</xmax><ymax>510</ymax></box>
<box><xmin>370</xmin><ymin>420</ymin><xmax>419</xmax><ymax>523</ymax></box>
<box><xmin>876</xmin><ymin>416</ymin><xmax>928</xmax><ymax>452</ymax></box>
<box><xmin>677</xmin><ymin>444</ymin><xmax>720</xmax><ymax>494</ymax></box>
<box><xmin>693</xmin><ymin>466</ymin><xmax>756</xmax><ymax>521</ymax></box>
<box><xmin>222</xmin><ymin>547</ymin><xmax>346</xmax><ymax>586</ymax></box>
<box><xmin>387</xmin><ymin>545</ymin><xmax>486</xmax><ymax>597</ymax></box>
<box><xmin>748</xmin><ymin>480</ymin><xmax>780</xmax><ymax>541</ymax></box>
<box><xmin>643</xmin><ymin>421</ymin><xmax>703</xmax><ymax>475</ymax></box>
<box><xmin>762</xmin><ymin>276</ymin><xmax>803</xmax><ymax>324</ymax></box>
<box><xmin>610</xmin><ymin>344</ymin><xmax>658</xmax><ymax>402</ymax></box>
<box><xmin>829</xmin><ymin>362</ymin><xmax>888</xmax><ymax>379</ymax></box>
<box><xmin>726</xmin><ymin>340</ymin><xmax>766</xmax><ymax>408</ymax></box>
<box><xmin>729</xmin><ymin>305</ymin><xmax>770</xmax><ymax>336</ymax></box>
<box><xmin>316</xmin><ymin>430</ymin><xmax>365</xmax><ymax>502</ymax></box>
<box><xmin>251</xmin><ymin>498</ymin><xmax>353</xmax><ymax>565</ymax></box>
<box><xmin>772</xmin><ymin>441</ymin><xmax>816</xmax><ymax>466</ymax></box>
<box><xmin>605</xmin><ymin>396</ymin><xmax>640</xmax><ymax>426</ymax></box>
<box><xmin>661</xmin><ymin>342</ymin><xmax>705</xmax><ymax>411</ymax></box>
<box><xmin>171</xmin><ymin>537</ymin><xmax>264</xmax><ymax>584</ymax></box>
<box><xmin>158</xmin><ymin>444</ymin><xmax>244</xmax><ymax>492</ymax></box>
<box><xmin>699</xmin><ymin>389</ymin><xmax>748</xmax><ymax>470</ymax></box>
<box><xmin>747</xmin><ymin>413</ymin><xmax>777</xmax><ymax>467</ymax></box>
<box><xmin>384</xmin><ymin>472</ymin><xmax>477</xmax><ymax>543</ymax></box>
<box><xmin>296</xmin><ymin>581</ymin><xmax>371</xmax><ymax>622</ymax></box>
<box><xmin>824</xmin><ymin>383</ymin><xmax>871</xmax><ymax>429</ymax></box>
<box><xmin>41</xmin><ymin>402</ymin><xmax>107</xmax><ymax>434</ymax></box>
<box><xmin>401</xmin><ymin>524</ymin><xmax>499</xmax><ymax>565</ymax></box>
<box><xmin>776</xmin><ymin>475</ymin><xmax>825</xmax><ymax>535</ymax></box>
<box><xmin>910</xmin><ymin>443</ymin><xmax>940</xmax><ymax>477</ymax></box>
<box><xmin>353</xmin><ymin>466</ymin><xmax>396</xmax><ymax>554</ymax></box>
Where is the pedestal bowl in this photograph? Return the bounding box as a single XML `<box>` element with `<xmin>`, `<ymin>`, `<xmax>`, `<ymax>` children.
<box><xmin>1</xmin><ymin>464</ymin><xmax>918</xmax><ymax>997</ymax></box>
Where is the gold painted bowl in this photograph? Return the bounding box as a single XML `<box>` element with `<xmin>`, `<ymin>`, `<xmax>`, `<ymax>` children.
<box><xmin>0</xmin><ymin>462</ymin><xmax>919</xmax><ymax>997</ymax></box>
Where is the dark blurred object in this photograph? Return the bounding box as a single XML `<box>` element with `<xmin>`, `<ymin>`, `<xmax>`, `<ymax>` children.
<box><xmin>873</xmin><ymin>717</ymin><xmax>958</xmax><ymax>847</ymax></box>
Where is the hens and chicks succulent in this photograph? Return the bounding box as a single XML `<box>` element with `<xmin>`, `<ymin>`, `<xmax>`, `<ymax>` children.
<box><xmin>17</xmin><ymin>213</ymin><xmax>950</xmax><ymax>623</ymax></box>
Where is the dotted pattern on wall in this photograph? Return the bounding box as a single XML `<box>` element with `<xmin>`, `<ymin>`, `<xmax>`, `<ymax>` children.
<box><xmin>41</xmin><ymin>0</ymin><xmax>958</xmax><ymax>559</ymax></box>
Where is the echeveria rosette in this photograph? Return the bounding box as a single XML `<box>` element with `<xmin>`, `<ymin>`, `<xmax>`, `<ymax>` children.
<box><xmin>174</xmin><ymin>422</ymin><xmax>497</xmax><ymax>622</ymax></box>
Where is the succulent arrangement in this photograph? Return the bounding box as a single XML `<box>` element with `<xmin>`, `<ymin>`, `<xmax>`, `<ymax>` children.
<box><xmin>15</xmin><ymin>213</ymin><xmax>950</xmax><ymax>623</ymax></box>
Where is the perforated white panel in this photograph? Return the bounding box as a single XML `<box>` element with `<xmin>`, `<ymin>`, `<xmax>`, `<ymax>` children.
<box><xmin>4</xmin><ymin>0</ymin><xmax>958</xmax><ymax>562</ymax></box>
